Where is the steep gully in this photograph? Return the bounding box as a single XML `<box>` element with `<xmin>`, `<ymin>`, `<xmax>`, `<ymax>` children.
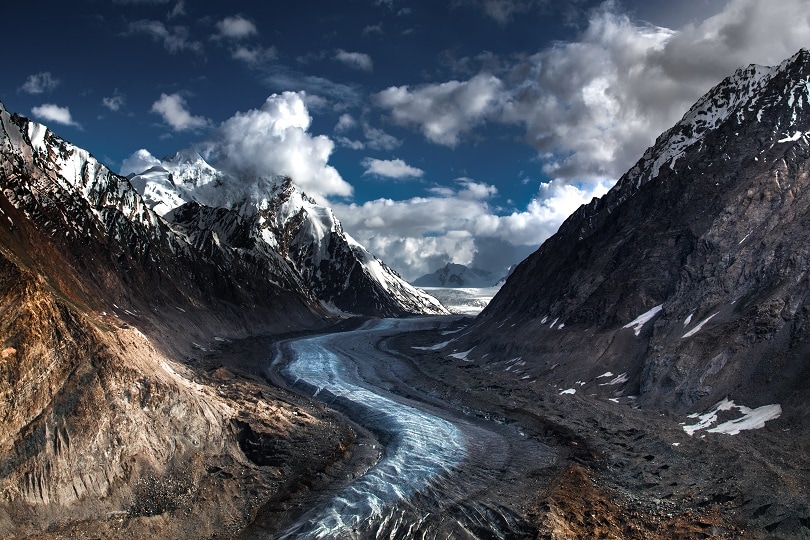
<box><xmin>260</xmin><ymin>318</ymin><xmax>554</xmax><ymax>539</ymax></box>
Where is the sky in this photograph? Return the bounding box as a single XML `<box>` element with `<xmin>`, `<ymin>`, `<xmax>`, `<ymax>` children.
<box><xmin>2</xmin><ymin>0</ymin><xmax>809</xmax><ymax>280</ymax></box>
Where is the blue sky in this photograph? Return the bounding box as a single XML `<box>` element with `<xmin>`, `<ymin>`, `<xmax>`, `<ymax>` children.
<box><xmin>2</xmin><ymin>0</ymin><xmax>809</xmax><ymax>279</ymax></box>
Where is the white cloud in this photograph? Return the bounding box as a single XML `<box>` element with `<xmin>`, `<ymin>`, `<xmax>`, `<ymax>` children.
<box><xmin>374</xmin><ymin>73</ymin><xmax>504</xmax><ymax>146</ymax></box>
<box><xmin>362</xmin><ymin>123</ymin><xmax>401</xmax><ymax>150</ymax></box>
<box><xmin>215</xmin><ymin>15</ymin><xmax>258</xmax><ymax>40</ymax></box>
<box><xmin>362</xmin><ymin>158</ymin><xmax>424</xmax><ymax>179</ymax></box>
<box><xmin>31</xmin><ymin>104</ymin><xmax>80</xmax><ymax>128</ymax></box>
<box><xmin>334</xmin><ymin>49</ymin><xmax>374</xmax><ymax>71</ymax></box>
<box><xmin>336</xmin><ymin>137</ymin><xmax>365</xmax><ymax>150</ymax></box>
<box><xmin>334</xmin><ymin>113</ymin><xmax>356</xmax><ymax>132</ymax></box>
<box><xmin>210</xmin><ymin>91</ymin><xmax>352</xmax><ymax>200</ymax></box>
<box><xmin>102</xmin><ymin>90</ymin><xmax>126</xmax><ymax>112</ymax></box>
<box><xmin>332</xmin><ymin>178</ymin><xmax>608</xmax><ymax>279</ymax></box>
<box><xmin>120</xmin><ymin>148</ymin><xmax>161</xmax><ymax>176</ymax></box>
<box><xmin>150</xmin><ymin>93</ymin><xmax>210</xmax><ymax>132</ymax></box>
<box><xmin>126</xmin><ymin>20</ymin><xmax>202</xmax><ymax>53</ymax></box>
<box><xmin>19</xmin><ymin>72</ymin><xmax>60</xmax><ymax>95</ymax></box>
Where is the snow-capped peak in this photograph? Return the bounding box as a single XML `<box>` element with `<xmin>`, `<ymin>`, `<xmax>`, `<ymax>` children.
<box><xmin>129</xmin><ymin>152</ymin><xmax>448</xmax><ymax>316</ymax></box>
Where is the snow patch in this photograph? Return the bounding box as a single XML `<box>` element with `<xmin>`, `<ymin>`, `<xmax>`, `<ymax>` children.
<box><xmin>622</xmin><ymin>304</ymin><xmax>663</xmax><ymax>336</ymax></box>
<box><xmin>777</xmin><ymin>131</ymin><xmax>810</xmax><ymax>143</ymax></box>
<box><xmin>683</xmin><ymin>398</ymin><xmax>782</xmax><ymax>436</ymax></box>
<box><xmin>596</xmin><ymin>371</ymin><xmax>614</xmax><ymax>379</ymax></box>
<box><xmin>448</xmin><ymin>348</ymin><xmax>475</xmax><ymax>361</ymax></box>
<box><xmin>682</xmin><ymin>312</ymin><xmax>719</xmax><ymax>338</ymax></box>
<box><xmin>412</xmin><ymin>340</ymin><xmax>452</xmax><ymax>351</ymax></box>
<box><xmin>599</xmin><ymin>373</ymin><xmax>628</xmax><ymax>386</ymax></box>
<box><xmin>559</xmin><ymin>388</ymin><xmax>576</xmax><ymax>395</ymax></box>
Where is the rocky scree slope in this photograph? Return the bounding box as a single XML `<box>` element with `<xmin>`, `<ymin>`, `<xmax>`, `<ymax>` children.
<box><xmin>129</xmin><ymin>152</ymin><xmax>447</xmax><ymax>317</ymax></box>
<box><xmin>463</xmin><ymin>49</ymin><xmax>810</xmax><ymax>418</ymax></box>
<box><xmin>0</xmin><ymin>103</ymin><xmax>356</xmax><ymax>538</ymax></box>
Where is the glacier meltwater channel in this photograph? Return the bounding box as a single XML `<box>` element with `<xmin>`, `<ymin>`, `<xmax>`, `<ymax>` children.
<box><xmin>274</xmin><ymin>319</ymin><xmax>466</xmax><ymax>538</ymax></box>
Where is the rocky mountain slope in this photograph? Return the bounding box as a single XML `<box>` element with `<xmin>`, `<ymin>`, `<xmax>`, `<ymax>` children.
<box><xmin>0</xmin><ymin>99</ymin><xmax>437</xmax><ymax>538</ymax></box>
<box><xmin>412</xmin><ymin>262</ymin><xmax>498</xmax><ymax>288</ymax></box>
<box><xmin>128</xmin><ymin>152</ymin><xmax>446</xmax><ymax>317</ymax></box>
<box><xmin>461</xmin><ymin>49</ymin><xmax>810</xmax><ymax>417</ymax></box>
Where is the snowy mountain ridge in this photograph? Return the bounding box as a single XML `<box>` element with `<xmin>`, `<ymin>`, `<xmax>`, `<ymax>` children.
<box><xmin>128</xmin><ymin>152</ymin><xmax>447</xmax><ymax>316</ymax></box>
<box><xmin>565</xmin><ymin>48</ymin><xmax>810</xmax><ymax>244</ymax></box>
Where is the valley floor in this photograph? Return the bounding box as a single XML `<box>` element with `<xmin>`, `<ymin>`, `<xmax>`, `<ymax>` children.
<box><xmin>388</xmin><ymin>317</ymin><xmax>809</xmax><ymax>539</ymax></box>
<box><xmin>203</xmin><ymin>315</ymin><xmax>807</xmax><ymax>538</ymax></box>
<box><xmin>28</xmin><ymin>315</ymin><xmax>804</xmax><ymax>539</ymax></box>
<box><xmin>209</xmin><ymin>315</ymin><xmax>808</xmax><ymax>538</ymax></box>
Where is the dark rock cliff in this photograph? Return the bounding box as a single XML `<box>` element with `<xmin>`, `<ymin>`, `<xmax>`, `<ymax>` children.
<box><xmin>464</xmin><ymin>49</ymin><xmax>810</xmax><ymax>414</ymax></box>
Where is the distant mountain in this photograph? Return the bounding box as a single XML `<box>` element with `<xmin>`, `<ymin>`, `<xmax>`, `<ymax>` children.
<box><xmin>412</xmin><ymin>263</ymin><xmax>498</xmax><ymax>288</ymax></box>
<box><xmin>460</xmin><ymin>49</ymin><xmax>810</xmax><ymax>416</ymax></box>
<box><xmin>127</xmin><ymin>151</ymin><xmax>447</xmax><ymax>317</ymax></box>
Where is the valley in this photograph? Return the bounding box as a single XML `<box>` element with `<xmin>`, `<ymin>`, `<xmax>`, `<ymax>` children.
<box><xmin>0</xmin><ymin>11</ymin><xmax>808</xmax><ymax>536</ymax></box>
<box><xmin>203</xmin><ymin>315</ymin><xmax>803</xmax><ymax>538</ymax></box>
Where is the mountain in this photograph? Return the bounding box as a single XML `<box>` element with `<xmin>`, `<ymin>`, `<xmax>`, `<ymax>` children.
<box><xmin>128</xmin><ymin>152</ymin><xmax>447</xmax><ymax>317</ymax></box>
<box><xmin>0</xmin><ymin>100</ymin><xmax>361</xmax><ymax>538</ymax></box>
<box><xmin>412</xmin><ymin>262</ymin><xmax>498</xmax><ymax>288</ymax></box>
<box><xmin>0</xmin><ymin>100</ymin><xmax>440</xmax><ymax>538</ymax></box>
<box><xmin>460</xmin><ymin>49</ymin><xmax>810</xmax><ymax>417</ymax></box>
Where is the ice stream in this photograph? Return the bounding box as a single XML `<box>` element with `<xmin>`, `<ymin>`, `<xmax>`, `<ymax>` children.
<box><xmin>275</xmin><ymin>319</ymin><xmax>467</xmax><ymax>538</ymax></box>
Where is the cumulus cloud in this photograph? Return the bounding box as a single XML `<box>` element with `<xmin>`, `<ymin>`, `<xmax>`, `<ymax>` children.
<box><xmin>332</xmin><ymin>178</ymin><xmax>608</xmax><ymax>279</ymax></box>
<box><xmin>209</xmin><ymin>91</ymin><xmax>352</xmax><ymax>200</ymax></box>
<box><xmin>151</xmin><ymin>93</ymin><xmax>210</xmax><ymax>131</ymax></box>
<box><xmin>31</xmin><ymin>104</ymin><xmax>81</xmax><ymax>128</ymax></box>
<box><xmin>374</xmin><ymin>73</ymin><xmax>504</xmax><ymax>146</ymax></box>
<box><xmin>334</xmin><ymin>49</ymin><xmax>374</xmax><ymax>71</ymax></box>
<box><xmin>215</xmin><ymin>15</ymin><xmax>258</xmax><ymax>40</ymax></box>
<box><xmin>126</xmin><ymin>20</ymin><xmax>202</xmax><ymax>53</ymax></box>
<box><xmin>120</xmin><ymin>148</ymin><xmax>161</xmax><ymax>176</ymax></box>
<box><xmin>102</xmin><ymin>90</ymin><xmax>126</xmax><ymax>112</ymax></box>
<box><xmin>362</xmin><ymin>158</ymin><xmax>424</xmax><ymax>179</ymax></box>
<box><xmin>19</xmin><ymin>72</ymin><xmax>59</xmax><ymax>95</ymax></box>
